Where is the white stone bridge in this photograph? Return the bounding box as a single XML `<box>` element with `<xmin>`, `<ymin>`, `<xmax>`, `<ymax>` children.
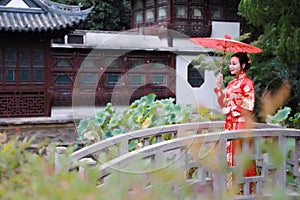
<box><xmin>55</xmin><ymin>121</ymin><xmax>300</xmax><ymax>199</ymax></box>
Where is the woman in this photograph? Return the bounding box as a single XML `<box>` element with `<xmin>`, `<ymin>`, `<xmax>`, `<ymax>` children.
<box><xmin>214</xmin><ymin>52</ymin><xmax>256</xmax><ymax>194</ymax></box>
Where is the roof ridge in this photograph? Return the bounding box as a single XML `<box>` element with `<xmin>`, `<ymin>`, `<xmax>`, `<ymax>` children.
<box><xmin>35</xmin><ymin>0</ymin><xmax>94</xmax><ymax>15</ymax></box>
<box><xmin>0</xmin><ymin>0</ymin><xmax>93</xmax><ymax>32</ymax></box>
<box><xmin>0</xmin><ymin>0</ymin><xmax>93</xmax><ymax>14</ymax></box>
<box><xmin>35</xmin><ymin>0</ymin><xmax>81</xmax><ymax>12</ymax></box>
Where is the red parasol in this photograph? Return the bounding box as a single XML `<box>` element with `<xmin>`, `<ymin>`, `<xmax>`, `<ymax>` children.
<box><xmin>190</xmin><ymin>34</ymin><xmax>263</xmax><ymax>73</ymax></box>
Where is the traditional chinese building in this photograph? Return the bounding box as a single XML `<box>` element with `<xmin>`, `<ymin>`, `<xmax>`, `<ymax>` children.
<box><xmin>130</xmin><ymin>0</ymin><xmax>241</xmax><ymax>37</ymax></box>
<box><xmin>0</xmin><ymin>0</ymin><xmax>243</xmax><ymax>118</ymax></box>
<box><xmin>0</xmin><ymin>0</ymin><xmax>92</xmax><ymax>117</ymax></box>
<box><xmin>50</xmin><ymin>0</ymin><xmax>243</xmax><ymax>114</ymax></box>
<box><xmin>50</xmin><ymin>29</ymin><xmax>209</xmax><ymax>112</ymax></box>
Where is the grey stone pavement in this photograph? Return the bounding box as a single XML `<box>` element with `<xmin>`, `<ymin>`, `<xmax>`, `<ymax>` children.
<box><xmin>0</xmin><ymin>106</ymin><xmax>127</xmax><ymax>145</ymax></box>
<box><xmin>0</xmin><ymin>106</ymin><xmax>127</xmax><ymax>125</ymax></box>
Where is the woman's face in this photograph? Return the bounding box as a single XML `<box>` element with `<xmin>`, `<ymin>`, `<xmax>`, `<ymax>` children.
<box><xmin>229</xmin><ymin>56</ymin><xmax>242</xmax><ymax>75</ymax></box>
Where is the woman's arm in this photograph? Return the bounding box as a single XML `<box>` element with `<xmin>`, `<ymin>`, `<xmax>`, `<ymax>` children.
<box><xmin>214</xmin><ymin>87</ymin><xmax>225</xmax><ymax>108</ymax></box>
<box><xmin>214</xmin><ymin>73</ymin><xmax>225</xmax><ymax>108</ymax></box>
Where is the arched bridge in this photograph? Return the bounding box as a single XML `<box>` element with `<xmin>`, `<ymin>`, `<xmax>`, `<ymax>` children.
<box><xmin>55</xmin><ymin>121</ymin><xmax>300</xmax><ymax>199</ymax></box>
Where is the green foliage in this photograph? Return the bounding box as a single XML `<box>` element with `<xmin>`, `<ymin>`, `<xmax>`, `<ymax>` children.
<box><xmin>239</xmin><ymin>0</ymin><xmax>300</xmax><ymax>114</ymax></box>
<box><xmin>192</xmin><ymin>54</ymin><xmax>223</xmax><ymax>74</ymax></box>
<box><xmin>0</xmin><ymin>124</ymin><xmax>298</xmax><ymax>199</ymax></box>
<box><xmin>53</xmin><ymin>0</ymin><xmax>131</xmax><ymax>31</ymax></box>
<box><xmin>269</xmin><ymin>106</ymin><xmax>300</xmax><ymax>129</ymax></box>
<box><xmin>0</xmin><ymin>134</ymin><xmax>297</xmax><ymax>199</ymax></box>
<box><xmin>270</xmin><ymin>106</ymin><xmax>291</xmax><ymax>126</ymax></box>
<box><xmin>98</xmin><ymin>158</ymin><xmax>194</xmax><ymax>200</ymax></box>
<box><xmin>266</xmin><ymin>106</ymin><xmax>300</xmax><ymax>185</ymax></box>
<box><xmin>0</xmin><ymin>137</ymin><xmax>197</xmax><ymax>200</ymax></box>
<box><xmin>77</xmin><ymin>94</ymin><xmax>217</xmax><ymax>144</ymax></box>
<box><xmin>0</xmin><ymin>137</ymin><xmax>34</xmax><ymax>182</ymax></box>
<box><xmin>0</xmin><ymin>137</ymin><xmax>113</xmax><ymax>200</ymax></box>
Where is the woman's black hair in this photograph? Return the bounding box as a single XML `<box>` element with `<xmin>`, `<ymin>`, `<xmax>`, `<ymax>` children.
<box><xmin>231</xmin><ymin>52</ymin><xmax>251</xmax><ymax>71</ymax></box>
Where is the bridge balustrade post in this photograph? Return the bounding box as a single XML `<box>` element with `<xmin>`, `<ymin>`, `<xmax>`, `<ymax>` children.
<box><xmin>79</xmin><ymin>158</ymin><xmax>97</xmax><ymax>178</ymax></box>
<box><xmin>295</xmin><ymin>138</ymin><xmax>300</xmax><ymax>186</ymax></box>
<box><xmin>54</xmin><ymin>146</ymin><xmax>68</xmax><ymax>174</ymax></box>
<box><xmin>275</xmin><ymin>135</ymin><xmax>287</xmax><ymax>189</ymax></box>
<box><xmin>213</xmin><ymin>138</ymin><xmax>227</xmax><ymax>195</ymax></box>
<box><xmin>119</xmin><ymin>139</ymin><xmax>129</xmax><ymax>156</ymax></box>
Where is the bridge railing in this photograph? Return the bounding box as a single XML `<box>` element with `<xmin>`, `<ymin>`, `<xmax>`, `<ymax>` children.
<box><xmin>68</xmin><ymin>121</ymin><xmax>278</xmax><ymax>162</ymax></box>
<box><xmin>96</xmin><ymin>128</ymin><xmax>300</xmax><ymax>199</ymax></box>
<box><xmin>54</xmin><ymin>121</ymin><xmax>297</xmax><ymax>199</ymax></box>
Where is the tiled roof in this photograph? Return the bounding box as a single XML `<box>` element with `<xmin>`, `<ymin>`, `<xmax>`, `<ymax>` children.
<box><xmin>0</xmin><ymin>0</ymin><xmax>93</xmax><ymax>32</ymax></box>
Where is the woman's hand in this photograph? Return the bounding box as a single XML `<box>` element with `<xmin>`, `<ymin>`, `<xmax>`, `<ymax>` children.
<box><xmin>216</xmin><ymin>73</ymin><xmax>223</xmax><ymax>89</ymax></box>
<box><xmin>214</xmin><ymin>73</ymin><xmax>225</xmax><ymax>108</ymax></box>
<box><xmin>222</xmin><ymin>107</ymin><xmax>230</xmax><ymax>115</ymax></box>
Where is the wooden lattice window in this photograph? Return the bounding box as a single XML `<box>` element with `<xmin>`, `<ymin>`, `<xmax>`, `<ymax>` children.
<box><xmin>81</xmin><ymin>57</ymin><xmax>100</xmax><ymax>69</ymax></box>
<box><xmin>4</xmin><ymin>49</ymin><xmax>16</xmax><ymax>83</ymax></box>
<box><xmin>128</xmin><ymin>73</ymin><xmax>145</xmax><ymax>85</ymax></box>
<box><xmin>33</xmin><ymin>49</ymin><xmax>44</xmax><ymax>82</ymax></box>
<box><xmin>152</xmin><ymin>61</ymin><xmax>166</xmax><ymax>69</ymax></box>
<box><xmin>55</xmin><ymin>75</ymin><xmax>72</xmax><ymax>85</ymax></box>
<box><xmin>151</xmin><ymin>74</ymin><xmax>166</xmax><ymax>85</ymax></box>
<box><xmin>79</xmin><ymin>72</ymin><xmax>98</xmax><ymax>85</ymax></box>
<box><xmin>211</xmin><ymin>6</ymin><xmax>223</xmax><ymax>20</ymax></box>
<box><xmin>128</xmin><ymin>59</ymin><xmax>145</xmax><ymax>70</ymax></box>
<box><xmin>19</xmin><ymin>49</ymin><xmax>30</xmax><ymax>82</ymax></box>
<box><xmin>191</xmin><ymin>6</ymin><xmax>203</xmax><ymax>19</ymax></box>
<box><xmin>0</xmin><ymin>48</ymin><xmax>44</xmax><ymax>84</ymax></box>
<box><xmin>105</xmin><ymin>73</ymin><xmax>121</xmax><ymax>86</ymax></box>
<box><xmin>158</xmin><ymin>5</ymin><xmax>167</xmax><ymax>20</ymax></box>
<box><xmin>135</xmin><ymin>11</ymin><xmax>143</xmax><ymax>23</ymax></box>
<box><xmin>146</xmin><ymin>8</ymin><xmax>155</xmax><ymax>22</ymax></box>
<box><xmin>56</xmin><ymin>59</ymin><xmax>72</xmax><ymax>68</ymax></box>
<box><xmin>106</xmin><ymin>57</ymin><xmax>122</xmax><ymax>70</ymax></box>
<box><xmin>175</xmin><ymin>5</ymin><xmax>188</xmax><ymax>18</ymax></box>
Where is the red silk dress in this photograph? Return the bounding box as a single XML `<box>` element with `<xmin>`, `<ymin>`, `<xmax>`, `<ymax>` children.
<box><xmin>215</xmin><ymin>72</ymin><xmax>256</xmax><ymax>194</ymax></box>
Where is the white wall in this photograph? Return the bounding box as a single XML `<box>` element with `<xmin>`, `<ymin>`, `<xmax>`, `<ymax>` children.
<box><xmin>211</xmin><ymin>21</ymin><xmax>240</xmax><ymax>39</ymax></box>
<box><xmin>6</xmin><ymin>0</ymin><xmax>29</xmax><ymax>8</ymax></box>
<box><xmin>176</xmin><ymin>55</ymin><xmax>220</xmax><ymax>111</ymax></box>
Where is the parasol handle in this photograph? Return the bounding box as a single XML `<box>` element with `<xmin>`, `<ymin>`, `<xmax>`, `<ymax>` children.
<box><xmin>220</xmin><ymin>49</ymin><xmax>226</xmax><ymax>74</ymax></box>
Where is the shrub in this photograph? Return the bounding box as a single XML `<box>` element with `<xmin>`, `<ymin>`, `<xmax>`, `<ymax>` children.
<box><xmin>0</xmin><ymin>137</ymin><xmax>194</xmax><ymax>200</ymax></box>
<box><xmin>77</xmin><ymin>93</ymin><xmax>222</xmax><ymax>144</ymax></box>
